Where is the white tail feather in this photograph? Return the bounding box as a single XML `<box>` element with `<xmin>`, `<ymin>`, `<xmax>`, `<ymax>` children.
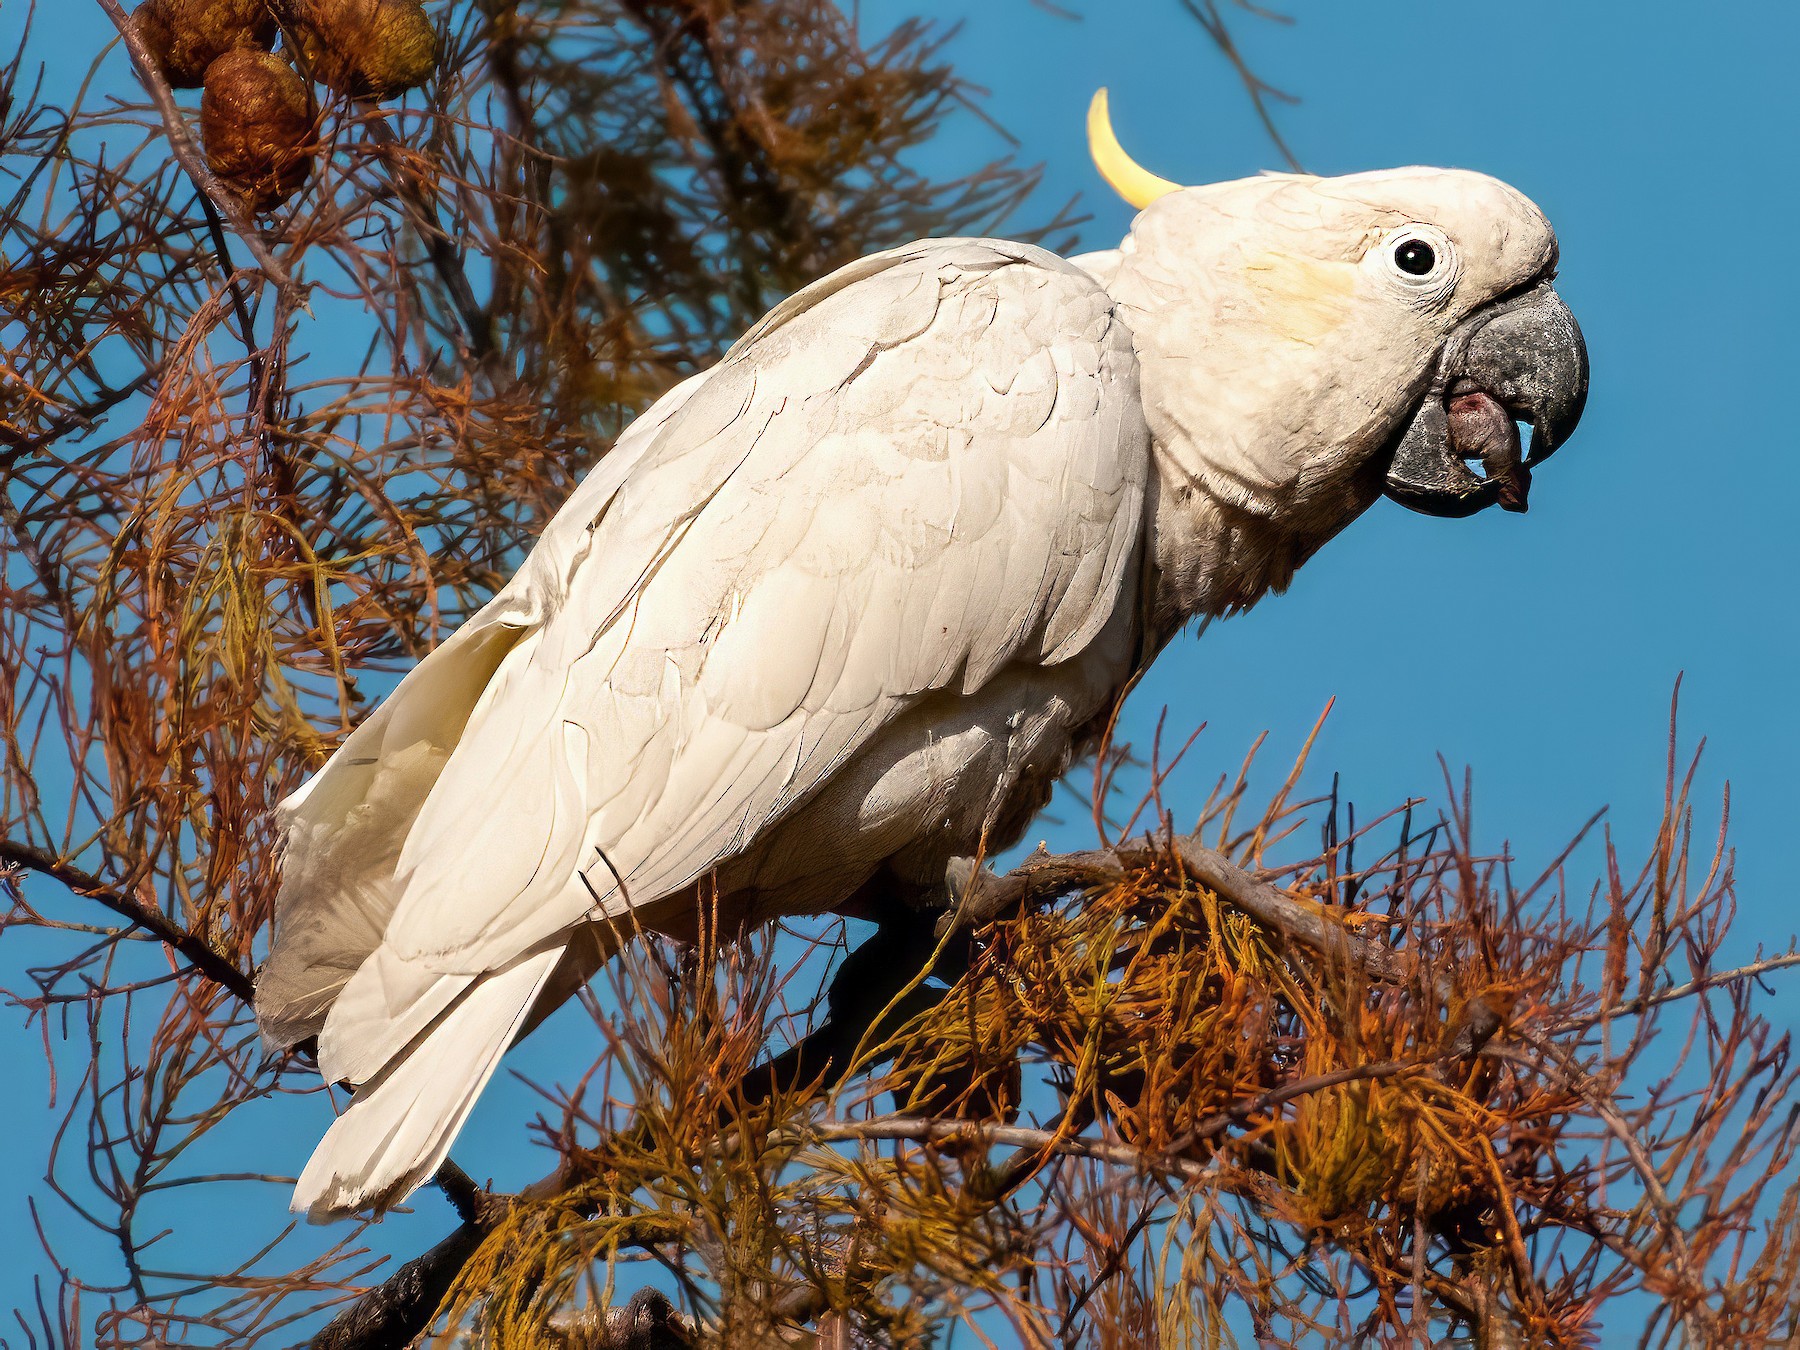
<box><xmin>293</xmin><ymin>944</ymin><xmax>564</xmax><ymax>1221</ymax></box>
<box><xmin>258</xmin><ymin>621</ymin><xmax>531</xmax><ymax>1053</ymax></box>
<box><xmin>316</xmin><ymin>951</ymin><xmax>471</xmax><ymax>1087</ymax></box>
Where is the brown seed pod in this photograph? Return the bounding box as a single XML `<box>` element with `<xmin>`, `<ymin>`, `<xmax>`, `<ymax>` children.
<box><xmin>200</xmin><ymin>50</ymin><xmax>315</xmax><ymax>211</ymax></box>
<box><xmin>130</xmin><ymin>0</ymin><xmax>277</xmax><ymax>89</ymax></box>
<box><xmin>287</xmin><ymin>0</ymin><xmax>438</xmax><ymax>101</ymax></box>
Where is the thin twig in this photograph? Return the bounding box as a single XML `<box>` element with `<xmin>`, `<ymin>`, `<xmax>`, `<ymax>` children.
<box><xmin>0</xmin><ymin>369</ymin><xmax>158</xmax><ymax>458</ymax></box>
<box><xmin>1177</xmin><ymin>0</ymin><xmax>1303</xmax><ymax>171</ymax></box>
<box><xmin>359</xmin><ymin>115</ymin><xmax>493</xmax><ymax>362</ymax></box>
<box><xmin>1551</xmin><ymin>950</ymin><xmax>1800</xmax><ymax>1033</ymax></box>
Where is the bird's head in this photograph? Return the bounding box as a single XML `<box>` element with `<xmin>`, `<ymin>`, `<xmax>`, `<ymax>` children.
<box><xmin>1088</xmin><ymin>90</ymin><xmax>1588</xmax><ymax>545</ymax></box>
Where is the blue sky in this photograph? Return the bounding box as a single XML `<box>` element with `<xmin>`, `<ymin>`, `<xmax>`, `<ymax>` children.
<box><xmin>4</xmin><ymin>0</ymin><xmax>1798</xmax><ymax>1341</ymax></box>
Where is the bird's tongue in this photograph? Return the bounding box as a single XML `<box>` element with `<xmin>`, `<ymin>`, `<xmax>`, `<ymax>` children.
<box><xmin>1447</xmin><ymin>389</ymin><xmax>1530</xmax><ymax>513</ymax></box>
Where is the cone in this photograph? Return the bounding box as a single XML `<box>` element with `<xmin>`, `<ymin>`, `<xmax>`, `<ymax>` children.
<box><xmin>131</xmin><ymin>0</ymin><xmax>277</xmax><ymax>89</ymax></box>
<box><xmin>200</xmin><ymin>50</ymin><xmax>315</xmax><ymax>211</ymax></box>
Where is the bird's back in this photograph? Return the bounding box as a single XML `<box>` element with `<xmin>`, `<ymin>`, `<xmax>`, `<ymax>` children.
<box><xmin>258</xmin><ymin>238</ymin><xmax>1154</xmax><ymax>1217</ymax></box>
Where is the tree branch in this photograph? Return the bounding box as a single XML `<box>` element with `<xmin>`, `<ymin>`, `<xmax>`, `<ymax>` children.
<box><xmin>308</xmin><ymin>1222</ymin><xmax>487</xmax><ymax>1350</ymax></box>
<box><xmin>810</xmin><ymin>1114</ymin><xmax>1225</xmax><ymax>1183</ymax></box>
<box><xmin>310</xmin><ymin>831</ymin><xmax>1423</xmax><ymax>1346</ymax></box>
<box><xmin>95</xmin><ymin>0</ymin><xmax>301</xmax><ymax>300</ymax></box>
<box><xmin>943</xmin><ymin>829</ymin><xmax>1420</xmax><ymax>988</ymax></box>
<box><xmin>0</xmin><ymin>839</ymin><xmax>256</xmax><ymax>1004</ymax></box>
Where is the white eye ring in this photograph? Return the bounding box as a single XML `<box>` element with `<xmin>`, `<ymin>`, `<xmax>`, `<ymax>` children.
<box><xmin>1380</xmin><ymin>226</ymin><xmax>1457</xmax><ymax>293</ymax></box>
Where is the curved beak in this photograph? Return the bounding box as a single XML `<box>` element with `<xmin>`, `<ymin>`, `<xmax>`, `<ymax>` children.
<box><xmin>1383</xmin><ymin>280</ymin><xmax>1589</xmax><ymax>518</ymax></box>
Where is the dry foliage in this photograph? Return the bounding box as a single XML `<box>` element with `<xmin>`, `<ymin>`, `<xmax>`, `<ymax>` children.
<box><xmin>0</xmin><ymin>1</ymin><xmax>1794</xmax><ymax>1347</ymax></box>
<box><xmin>412</xmin><ymin>714</ymin><xmax>1799</xmax><ymax>1349</ymax></box>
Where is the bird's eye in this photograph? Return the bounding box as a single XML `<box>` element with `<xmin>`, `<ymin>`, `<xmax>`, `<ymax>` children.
<box><xmin>1394</xmin><ymin>239</ymin><xmax>1437</xmax><ymax>276</ymax></box>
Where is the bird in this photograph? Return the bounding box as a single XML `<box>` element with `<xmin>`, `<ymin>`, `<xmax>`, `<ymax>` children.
<box><xmin>258</xmin><ymin>89</ymin><xmax>1589</xmax><ymax>1220</ymax></box>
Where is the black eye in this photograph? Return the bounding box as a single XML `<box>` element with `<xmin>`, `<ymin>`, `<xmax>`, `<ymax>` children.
<box><xmin>1394</xmin><ymin>238</ymin><xmax>1437</xmax><ymax>276</ymax></box>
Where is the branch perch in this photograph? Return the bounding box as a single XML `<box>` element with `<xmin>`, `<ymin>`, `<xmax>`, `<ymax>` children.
<box><xmin>0</xmin><ymin>839</ymin><xmax>256</xmax><ymax>1003</ymax></box>
<box><xmin>944</xmin><ymin>828</ymin><xmax>1416</xmax><ymax>986</ymax></box>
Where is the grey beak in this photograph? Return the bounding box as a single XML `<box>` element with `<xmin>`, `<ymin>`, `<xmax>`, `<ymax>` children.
<box><xmin>1383</xmin><ymin>280</ymin><xmax>1589</xmax><ymax>519</ymax></box>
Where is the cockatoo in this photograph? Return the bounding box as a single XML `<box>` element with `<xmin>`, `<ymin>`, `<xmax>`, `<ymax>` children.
<box><xmin>260</xmin><ymin>91</ymin><xmax>1588</xmax><ymax>1219</ymax></box>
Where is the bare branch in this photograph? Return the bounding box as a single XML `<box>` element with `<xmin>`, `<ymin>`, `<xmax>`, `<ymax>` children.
<box><xmin>0</xmin><ymin>839</ymin><xmax>255</xmax><ymax>1004</ymax></box>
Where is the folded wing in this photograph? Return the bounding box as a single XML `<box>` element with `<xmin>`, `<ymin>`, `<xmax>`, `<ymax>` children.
<box><xmin>273</xmin><ymin>238</ymin><xmax>1149</xmax><ymax>1216</ymax></box>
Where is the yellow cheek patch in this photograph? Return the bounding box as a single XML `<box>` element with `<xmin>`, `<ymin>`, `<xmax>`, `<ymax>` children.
<box><xmin>1242</xmin><ymin>251</ymin><xmax>1357</xmax><ymax>345</ymax></box>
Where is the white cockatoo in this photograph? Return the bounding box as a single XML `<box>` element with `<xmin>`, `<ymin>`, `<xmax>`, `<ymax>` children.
<box><xmin>260</xmin><ymin>92</ymin><xmax>1588</xmax><ymax>1219</ymax></box>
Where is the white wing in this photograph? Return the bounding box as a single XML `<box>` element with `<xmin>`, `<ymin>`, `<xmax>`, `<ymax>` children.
<box><xmin>278</xmin><ymin>238</ymin><xmax>1148</xmax><ymax>1213</ymax></box>
<box><xmin>255</xmin><ymin>372</ymin><xmax>707</xmax><ymax>1053</ymax></box>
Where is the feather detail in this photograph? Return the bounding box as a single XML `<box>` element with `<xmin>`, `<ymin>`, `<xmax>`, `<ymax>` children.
<box><xmin>293</xmin><ymin>943</ymin><xmax>564</xmax><ymax>1221</ymax></box>
<box><xmin>255</xmin><ymin>619</ymin><xmax>528</xmax><ymax>1053</ymax></box>
<box><xmin>271</xmin><ymin>239</ymin><xmax>1152</xmax><ymax>1216</ymax></box>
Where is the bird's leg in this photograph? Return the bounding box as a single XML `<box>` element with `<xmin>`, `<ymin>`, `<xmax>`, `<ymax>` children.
<box><xmin>740</xmin><ymin>874</ymin><xmax>967</xmax><ymax>1107</ymax></box>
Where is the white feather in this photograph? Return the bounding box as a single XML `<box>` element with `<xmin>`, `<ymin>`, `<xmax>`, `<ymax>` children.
<box><xmin>270</xmin><ymin>238</ymin><xmax>1151</xmax><ymax>1217</ymax></box>
<box><xmin>292</xmin><ymin>943</ymin><xmax>563</xmax><ymax>1221</ymax></box>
